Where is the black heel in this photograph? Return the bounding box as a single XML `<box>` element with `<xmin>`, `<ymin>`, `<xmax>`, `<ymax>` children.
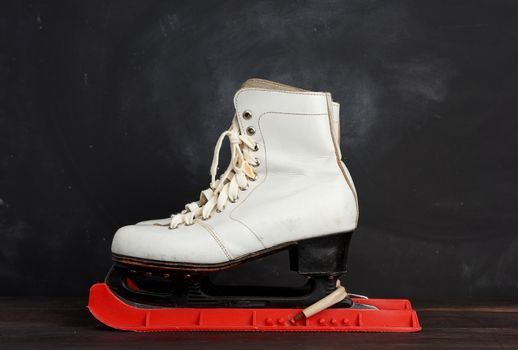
<box><xmin>289</xmin><ymin>232</ymin><xmax>353</xmax><ymax>276</ymax></box>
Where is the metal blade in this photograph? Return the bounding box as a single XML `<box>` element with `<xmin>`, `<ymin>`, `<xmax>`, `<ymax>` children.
<box><xmin>350</xmin><ymin>302</ymin><xmax>379</xmax><ymax>310</ymax></box>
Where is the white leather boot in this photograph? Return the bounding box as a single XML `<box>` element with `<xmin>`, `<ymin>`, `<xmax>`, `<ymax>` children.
<box><xmin>111</xmin><ymin>78</ymin><xmax>358</xmax><ymax>269</ymax></box>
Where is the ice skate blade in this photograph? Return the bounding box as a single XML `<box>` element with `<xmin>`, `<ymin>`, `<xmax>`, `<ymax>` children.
<box><xmin>88</xmin><ymin>283</ymin><xmax>422</xmax><ymax>332</ymax></box>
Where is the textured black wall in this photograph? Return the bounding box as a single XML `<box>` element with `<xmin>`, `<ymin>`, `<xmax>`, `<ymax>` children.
<box><xmin>1</xmin><ymin>0</ymin><xmax>517</xmax><ymax>298</ymax></box>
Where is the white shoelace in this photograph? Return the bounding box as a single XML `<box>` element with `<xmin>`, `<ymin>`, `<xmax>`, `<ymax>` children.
<box><xmin>169</xmin><ymin>119</ymin><xmax>258</xmax><ymax>229</ymax></box>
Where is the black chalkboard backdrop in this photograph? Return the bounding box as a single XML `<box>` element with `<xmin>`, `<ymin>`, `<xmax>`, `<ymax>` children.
<box><xmin>1</xmin><ymin>0</ymin><xmax>517</xmax><ymax>298</ymax></box>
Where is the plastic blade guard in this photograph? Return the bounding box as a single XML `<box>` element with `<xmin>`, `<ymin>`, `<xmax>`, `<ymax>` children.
<box><xmin>88</xmin><ymin>283</ymin><xmax>421</xmax><ymax>332</ymax></box>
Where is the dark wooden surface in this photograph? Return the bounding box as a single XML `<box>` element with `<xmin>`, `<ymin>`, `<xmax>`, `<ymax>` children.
<box><xmin>1</xmin><ymin>299</ymin><xmax>517</xmax><ymax>349</ymax></box>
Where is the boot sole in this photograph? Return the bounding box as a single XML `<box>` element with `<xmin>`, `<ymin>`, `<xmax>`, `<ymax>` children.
<box><xmin>112</xmin><ymin>242</ymin><xmax>293</xmax><ymax>273</ymax></box>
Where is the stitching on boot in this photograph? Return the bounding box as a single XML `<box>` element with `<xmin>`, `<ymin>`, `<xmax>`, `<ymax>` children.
<box><xmin>197</xmin><ymin>221</ymin><xmax>233</xmax><ymax>260</ymax></box>
<box><xmin>230</xmin><ymin>111</ymin><xmax>331</xmax><ymax>247</ymax></box>
<box><xmin>234</xmin><ymin>89</ymin><xmax>328</xmax><ymax>132</ymax></box>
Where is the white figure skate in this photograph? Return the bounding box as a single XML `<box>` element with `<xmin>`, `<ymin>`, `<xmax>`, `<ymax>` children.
<box><xmin>88</xmin><ymin>79</ymin><xmax>421</xmax><ymax>332</ymax></box>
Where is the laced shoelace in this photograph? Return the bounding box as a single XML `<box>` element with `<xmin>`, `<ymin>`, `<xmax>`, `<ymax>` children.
<box><xmin>169</xmin><ymin>119</ymin><xmax>259</xmax><ymax>229</ymax></box>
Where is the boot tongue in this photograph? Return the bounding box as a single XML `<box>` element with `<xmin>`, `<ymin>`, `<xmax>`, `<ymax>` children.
<box><xmin>240</xmin><ymin>78</ymin><xmax>308</xmax><ymax>92</ymax></box>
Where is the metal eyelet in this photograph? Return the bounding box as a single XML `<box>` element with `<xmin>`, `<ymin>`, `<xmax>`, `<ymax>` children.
<box><xmin>253</xmin><ymin>144</ymin><xmax>259</xmax><ymax>151</ymax></box>
<box><xmin>242</xmin><ymin>110</ymin><xmax>252</xmax><ymax>120</ymax></box>
<box><xmin>252</xmin><ymin>158</ymin><xmax>260</xmax><ymax>167</ymax></box>
<box><xmin>246</xmin><ymin>126</ymin><xmax>256</xmax><ymax>135</ymax></box>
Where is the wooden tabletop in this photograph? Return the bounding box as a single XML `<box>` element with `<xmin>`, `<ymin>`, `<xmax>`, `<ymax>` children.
<box><xmin>1</xmin><ymin>298</ymin><xmax>517</xmax><ymax>349</ymax></box>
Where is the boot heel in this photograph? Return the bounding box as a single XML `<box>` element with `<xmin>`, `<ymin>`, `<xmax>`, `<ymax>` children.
<box><xmin>289</xmin><ymin>232</ymin><xmax>353</xmax><ymax>276</ymax></box>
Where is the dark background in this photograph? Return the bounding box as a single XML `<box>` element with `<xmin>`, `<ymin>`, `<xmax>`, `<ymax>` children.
<box><xmin>1</xmin><ymin>0</ymin><xmax>517</xmax><ymax>299</ymax></box>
